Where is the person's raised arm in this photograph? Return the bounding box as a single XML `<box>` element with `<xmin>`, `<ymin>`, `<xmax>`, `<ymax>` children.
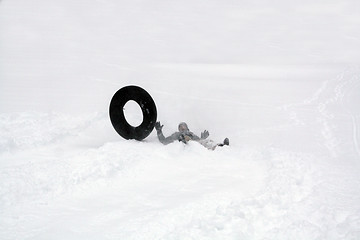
<box><xmin>155</xmin><ymin>121</ymin><xmax>178</xmax><ymax>145</ymax></box>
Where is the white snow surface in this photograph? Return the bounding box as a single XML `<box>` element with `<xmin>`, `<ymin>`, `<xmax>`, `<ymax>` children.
<box><xmin>1</xmin><ymin>0</ymin><xmax>360</xmax><ymax>239</ymax></box>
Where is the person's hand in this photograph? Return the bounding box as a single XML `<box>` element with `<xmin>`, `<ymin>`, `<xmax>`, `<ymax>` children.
<box><xmin>178</xmin><ymin>133</ymin><xmax>191</xmax><ymax>144</ymax></box>
<box><xmin>201</xmin><ymin>130</ymin><xmax>209</xmax><ymax>139</ymax></box>
<box><xmin>155</xmin><ymin>121</ymin><xmax>163</xmax><ymax>132</ymax></box>
<box><xmin>178</xmin><ymin>134</ymin><xmax>186</xmax><ymax>143</ymax></box>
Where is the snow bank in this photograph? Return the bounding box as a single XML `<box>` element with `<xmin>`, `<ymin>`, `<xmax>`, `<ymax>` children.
<box><xmin>1</xmin><ymin>92</ymin><xmax>360</xmax><ymax>239</ymax></box>
<box><xmin>1</xmin><ymin>0</ymin><xmax>360</xmax><ymax>239</ymax></box>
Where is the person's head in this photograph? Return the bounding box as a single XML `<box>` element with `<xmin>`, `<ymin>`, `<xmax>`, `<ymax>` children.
<box><xmin>178</xmin><ymin>122</ymin><xmax>189</xmax><ymax>133</ymax></box>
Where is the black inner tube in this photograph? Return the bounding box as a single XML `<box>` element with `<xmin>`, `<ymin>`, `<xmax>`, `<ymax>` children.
<box><xmin>109</xmin><ymin>86</ymin><xmax>157</xmax><ymax>141</ymax></box>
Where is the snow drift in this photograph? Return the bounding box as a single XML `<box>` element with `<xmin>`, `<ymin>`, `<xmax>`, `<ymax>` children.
<box><xmin>1</xmin><ymin>0</ymin><xmax>360</xmax><ymax>239</ymax></box>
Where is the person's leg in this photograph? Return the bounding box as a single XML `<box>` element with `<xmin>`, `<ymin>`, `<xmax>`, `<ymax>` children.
<box><xmin>198</xmin><ymin>139</ymin><xmax>217</xmax><ymax>150</ymax></box>
<box><xmin>198</xmin><ymin>138</ymin><xmax>229</xmax><ymax>150</ymax></box>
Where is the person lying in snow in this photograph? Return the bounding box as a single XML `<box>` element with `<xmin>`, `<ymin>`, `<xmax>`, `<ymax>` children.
<box><xmin>155</xmin><ymin>121</ymin><xmax>229</xmax><ymax>150</ymax></box>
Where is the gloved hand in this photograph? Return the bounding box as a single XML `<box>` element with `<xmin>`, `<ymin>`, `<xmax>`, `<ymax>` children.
<box><xmin>178</xmin><ymin>134</ymin><xmax>186</xmax><ymax>143</ymax></box>
<box><xmin>201</xmin><ymin>130</ymin><xmax>209</xmax><ymax>139</ymax></box>
<box><xmin>155</xmin><ymin>121</ymin><xmax>163</xmax><ymax>132</ymax></box>
<box><xmin>178</xmin><ymin>133</ymin><xmax>191</xmax><ymax>144</ymax></box>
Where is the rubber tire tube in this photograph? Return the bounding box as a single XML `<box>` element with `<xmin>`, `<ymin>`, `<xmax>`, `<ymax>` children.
<box><xmin>109</xmin><ymin>85</ymin><xmax>157</xmax><ymax>141</ymax></box>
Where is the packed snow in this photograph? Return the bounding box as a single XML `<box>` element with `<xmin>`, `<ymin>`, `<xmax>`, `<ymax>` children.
<box><xmin>1</xmin><ymin>0</ymin><xmax>360</xmax><ymax>239</ymax></box>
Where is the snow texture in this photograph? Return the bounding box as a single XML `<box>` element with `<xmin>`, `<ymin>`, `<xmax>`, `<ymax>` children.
<box><xmin>1</xmin><ymin>0</ymin><xmax>360</xmax><ymax>239</ymax></box>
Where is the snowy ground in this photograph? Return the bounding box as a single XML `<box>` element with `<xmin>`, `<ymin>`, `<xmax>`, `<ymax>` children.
<box><xmin>1</xmin><ymin>0</ymin><xmax>360</xmax><ymax>239</ymax></box>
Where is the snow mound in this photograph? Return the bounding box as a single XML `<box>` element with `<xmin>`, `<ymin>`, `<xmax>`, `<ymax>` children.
<box><xmin>1</xmin><ymin>111</ymin><xmax>359</xmax><ymax>239</ymax></box>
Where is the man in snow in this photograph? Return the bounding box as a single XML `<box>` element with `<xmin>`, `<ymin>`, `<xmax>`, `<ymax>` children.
<box><xmin>155</xmin><ymin>121</ymin><xmax>229</xmax><ymax>150</ymax></box>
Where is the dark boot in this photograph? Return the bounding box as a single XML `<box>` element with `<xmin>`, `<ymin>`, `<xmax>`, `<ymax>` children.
<box><xmin>217</xmin><ymin>138</ymin><xmax>229</xmax><ymax>147</ymax></box>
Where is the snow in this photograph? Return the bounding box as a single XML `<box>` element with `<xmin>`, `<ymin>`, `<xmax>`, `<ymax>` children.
<box><xmin>1</xmin><ymin>0</ymin><xmax>360</xmax><ymax>239</ymax></box>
